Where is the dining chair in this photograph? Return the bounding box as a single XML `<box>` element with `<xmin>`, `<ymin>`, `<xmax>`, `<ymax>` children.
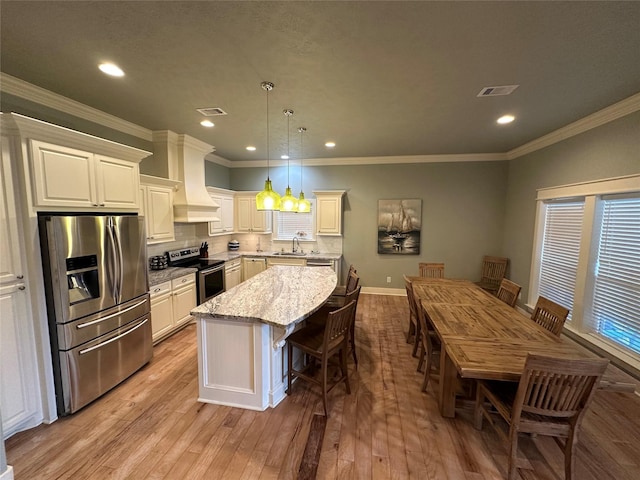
<box><xmin>418</xmin><ymin>262</ymin><xmax>445</xmax><ymax>278</ymax></box>
<box><xmin>531</xmin><ymin>296</ymin><xmax>569</xmax><ymax>336</ymax></box>
<box><xmin>403</xmin><ymin>275</ymin><xmax>421</xmax><ymax>358</ymax></box>
<box><xmin>331</xmin><ymin>264</ymin><xmax>357</xmax><ymax>297</ymax></box>
<box><xmin>475</xmin><ymin>255</ymin><xmax>509</xmax><ymax>294</ymax></box>
<box><xmin>474</xmin><ymin>354</ymin><xmax>609</xmax><ymax>480</ymax></box>
<box><xmin>416</xmin><ymin>304</ymin><xmax>441</xmax><ymax>392</ymax></box>
<box><xmin>326</xmin><ymin>270</ymin><xmax>359</xmax><ymax>308</ymax></box>
<box><xmin>496</xmin><ymin>278</ymin><xmax>521</xmax><ymax>308</ymax></box>
<box><xmin>286</xmin><ymin>300</ymin><xmax>356</xmax><ymax>416</ymax></box>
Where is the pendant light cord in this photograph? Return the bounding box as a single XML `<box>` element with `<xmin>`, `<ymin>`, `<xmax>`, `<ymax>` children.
<box><xmin>266</xmin><ymin>86</ymin><xmax>270</xmax><ymax>180</ymax></box>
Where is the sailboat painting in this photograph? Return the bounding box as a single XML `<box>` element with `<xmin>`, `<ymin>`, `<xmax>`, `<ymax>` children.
<box><xmin>378</xmin><ymin>199</ymin><xmax>421</xmax><ymax>254</ymax></box>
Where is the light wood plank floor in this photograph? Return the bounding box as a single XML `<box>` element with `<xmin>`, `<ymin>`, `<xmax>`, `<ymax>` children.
<box><xmin>6</xmin><ymin>294</ymin><xmax>640</xmax><ymax>479</ymax></box>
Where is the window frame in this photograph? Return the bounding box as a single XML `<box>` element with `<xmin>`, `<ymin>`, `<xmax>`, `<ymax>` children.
<box><xmin>272</xmin><ymin>199</ymin><xmax>316</xmax><ymax>241</ymax></box>
<box><xmin>529</xmin><ymin>174</ymin><xmax>640</xmax><ymax>368</ymax></box>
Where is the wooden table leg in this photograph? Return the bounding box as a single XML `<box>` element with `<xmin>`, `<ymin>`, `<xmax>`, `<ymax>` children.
<box><xmin>438</xmin><ymin>347</ymin><xmax>457</xmax><ymax>418</ymax></box>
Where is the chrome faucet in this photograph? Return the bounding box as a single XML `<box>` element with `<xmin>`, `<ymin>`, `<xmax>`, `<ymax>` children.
<box><xmin>292</xmin><ymin>236</ymin><xmax>300</xmax><ymax>253</ymax></box>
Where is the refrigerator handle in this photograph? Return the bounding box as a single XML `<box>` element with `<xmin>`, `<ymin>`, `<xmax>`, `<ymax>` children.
<box><xmin>112</xmin><ymin>217</ymin><xmax>124</xmax><ymax>303</ymax></box>
<box><xmin>105</xmin><ymin>217</ymin><xmax>119</xmax><ymax>304</ymax></box>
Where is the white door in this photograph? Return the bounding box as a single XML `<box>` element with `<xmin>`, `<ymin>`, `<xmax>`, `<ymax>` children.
<box><xmin>0</xmin><ymin>138</ymin><xmax>42</xmax><ymax>438</ymax></box>
<box><xmin>147</xmin><ymin>186</ymin><xmax>174</xmax><ymax>242</ymax></box>
<box><xmin>95</xmin><ymin>155</ymin><xmax>140</xmax><ymax>209</ymax></box>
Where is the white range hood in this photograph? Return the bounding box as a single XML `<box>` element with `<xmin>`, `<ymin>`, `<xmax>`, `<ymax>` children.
<box><xmin>153</xmin><ymin>131</ymin><xmax>220</xmax><ymax>223</ymax></box>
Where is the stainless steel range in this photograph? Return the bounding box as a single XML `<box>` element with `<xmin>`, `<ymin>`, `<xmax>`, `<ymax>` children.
<box><xmin>39</xmin><ymin>214</ymin><xmax>152</xmax><ymax>415</ymax></box>
<box><xmin>167</xmin><ymin>247</ymin><xmax>226</xmax><ymax>304</ymax></box>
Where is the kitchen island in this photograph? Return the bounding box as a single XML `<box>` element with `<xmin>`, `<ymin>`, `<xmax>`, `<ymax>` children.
<box><xmin>191</xmin><ymin>265</ymin><xmax>337</xmax><ymax>410</ymax></box>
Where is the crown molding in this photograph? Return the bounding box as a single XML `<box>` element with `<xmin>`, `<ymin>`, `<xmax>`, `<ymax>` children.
<box><xmin>228</xmin><ymin>152</ymin><xmax>509</xmax><ymax>168</ymax></box>
<box><xmin>508</xmin><ymin>92</ymin><xmax>640</xmax><ymax>160</ymax></box>
<box><xmin>0</xmin><ymin>73</ymin><xmax>153</xmax><ymax>141</ymax></box>
<box><xmin>3</xmin><ymin>72</ymin><xmax>637</xmax><ymax>166</ymax></box>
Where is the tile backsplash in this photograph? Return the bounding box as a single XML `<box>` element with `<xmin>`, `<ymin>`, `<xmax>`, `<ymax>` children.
<box><xmin>147</xmin><ymin>223</ymin><xmax>343</xmax><ymax>259</ymax></box>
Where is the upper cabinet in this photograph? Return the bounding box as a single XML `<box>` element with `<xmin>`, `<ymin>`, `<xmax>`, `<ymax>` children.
<box><xmin>140</xmin><ymin>175</ymin><xmax>180</xmax><ymax>244</ymax></box>
<box><xmin>207</xmin><ymin>186</ymin><xmax>235</xmax><ymax>235</ymax></box>
<box><xmin>31</xmin><ymin>141</ymin><xmax>140</xmax><ymax>210</ymax></box>
<box><xmin>314</xmin><ymin>190</ymin><xmax>345</xmax><ymax>236</ymax></box>
<box><xmin>5</xmin><ymin>113</ymin><xmax>150</xmax><ymax>213</ymax></box>
<box><xmin>235</xmin><ymin>193</ymin><xmax>272</xmax><ymax>233</ymax></box>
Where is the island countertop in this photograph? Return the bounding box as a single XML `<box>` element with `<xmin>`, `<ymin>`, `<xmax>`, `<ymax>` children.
<box><xmin>191</xmin><ymin>265</ymin><xmax>337</xmax><ymax>328</ymax></box>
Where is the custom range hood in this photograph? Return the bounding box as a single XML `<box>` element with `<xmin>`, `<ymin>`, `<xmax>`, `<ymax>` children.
<box><xmin>152</xmin><ymin>131</ymin><xmax>220</xmax><ymax>223</ymax></box>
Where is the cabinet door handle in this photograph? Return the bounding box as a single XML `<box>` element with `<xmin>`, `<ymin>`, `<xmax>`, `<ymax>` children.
<box><xmin>16</xmin><ymin>275</ymin><xmax>24</xmax><ymax>279</ymax></box>
<box><xmin>153</xmin><ymin>287</ymin><xmax>162</xmax><ymax>293</ymax></box>
<box><xmin>93</xmin><ymin>203</ymin><xmax>99</xmax><ymax>207</ymax></box>
<box><xmin>18</xmin><ymin>285</ymin><xmax>26</xmax><ymax>290</ymax></box>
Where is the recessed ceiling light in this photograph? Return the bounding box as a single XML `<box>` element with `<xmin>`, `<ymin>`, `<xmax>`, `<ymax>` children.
<box><xmin>281</xmin><ymin>154</ymin><xmax>289</xmax><ymax>160</ymax></box>
<box><xmin>497</xmin><ymin>115</ymin><xmax>515</xmax><ymax>124</ymax></box>
<box><xmin>246</xmin><ymin>146</ymin><xmax>256</xmax><ymax>151</ymax></box>
<box><xmin>98</xmin><ymin>63</ymin><xmax>124</xmax><ymax>77</ymax></box>
<box><xmin>200</xmin><ymin>120</ymin><xmax>214</xmax><ymax>128</ymax></box>
<box><xmin>325</xmin><ymin>142</ymin><xmax>336</xmax><ymax>148</ymax></box>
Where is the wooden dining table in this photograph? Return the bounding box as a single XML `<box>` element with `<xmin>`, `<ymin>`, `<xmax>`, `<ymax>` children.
<box><xmin>411</xmin><ymin>278</ymin><xmax>595</xmax><ymax>418</ymax></box>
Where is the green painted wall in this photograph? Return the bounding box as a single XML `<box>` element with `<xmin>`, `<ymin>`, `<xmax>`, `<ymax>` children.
<box><xmin>231</xmin><ymin>160</ymin><xmax>509</xmax><ymax>289</ymax></box>
<box><xmin>502</xmin><ymin>111</ymin><xmax>640</xmax><ymax>305</ymax></box>
<box><xmin>205</xmin><ymin>160</ymin><xmax>231</xmax><ymax>189</ymax></box>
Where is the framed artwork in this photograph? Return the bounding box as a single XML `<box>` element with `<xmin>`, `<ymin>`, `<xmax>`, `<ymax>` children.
<box><xmin>378</xmin><ymin>199</ymin><xmax>421</xmax><ymax>254</ymax></box>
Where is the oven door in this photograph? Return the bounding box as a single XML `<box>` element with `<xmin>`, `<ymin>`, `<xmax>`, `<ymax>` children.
<box><xmin>198</xmin><ymin>265</ymin><xmax>225</xmax><ymax>304</ymax></box>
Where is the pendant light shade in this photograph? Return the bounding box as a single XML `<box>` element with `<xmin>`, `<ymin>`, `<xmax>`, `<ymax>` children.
<box><xmin>256</xmin><ymin>81</ymin><xmax>281</xmax><ymax>211</ymax></box>
<box><xmin>297</xmin><ymin>127</ymin><xmax>311</xmax><ymax>213</ymax></box>
<box><xmin>280</xmin><ymin>109</ymin><xmax>298</xmax><ymax>212</ymax></box>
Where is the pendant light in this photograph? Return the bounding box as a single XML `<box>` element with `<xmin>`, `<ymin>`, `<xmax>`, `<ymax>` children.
<box><xmin>297</xmin><ymin>127</ymin><xmax>311</xmax><ymax>213</ymax></box>
<box><xmin>279</xmin><ymin>109</ymin><xmax>299</xmax><ymax>212</ymax></box>
<box><xmin>256</xmin><ymin>81</ymin><xmax>281</xmax><ymax>211</ymax></box>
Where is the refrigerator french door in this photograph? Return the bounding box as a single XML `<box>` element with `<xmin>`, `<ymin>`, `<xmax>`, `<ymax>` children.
<box><xmin>39</xmin><ymin>214</ymin><xmax>152</xmax><ymax>415</ymax></box>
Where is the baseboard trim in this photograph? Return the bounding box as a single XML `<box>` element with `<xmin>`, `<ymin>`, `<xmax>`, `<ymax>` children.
<box><xmin>0</xmin><ymin>466</ymin><xmax>14</xmax><ymax>480</ymax></box>
<box><xmin>361</xmin><ymin>287</ymin><xmax>406</xmax><ymax>296</ymax></box>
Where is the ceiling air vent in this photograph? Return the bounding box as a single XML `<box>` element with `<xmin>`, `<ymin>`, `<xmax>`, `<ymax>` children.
<box><xmin>196</xmin><ymin>107</ymin><xmax>227</xmax><ymax>116</ymax></box>
<box><xmin>477</xmin><ymin>85</ymin><xmax>519</xmax><ymax>97</ymax></box>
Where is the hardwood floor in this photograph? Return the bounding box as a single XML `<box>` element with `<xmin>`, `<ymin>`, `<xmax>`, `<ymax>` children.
<box><xmin>6</xmin><ymin>294</ymin><xmax>640</xmax><ymax>479</ymax></box>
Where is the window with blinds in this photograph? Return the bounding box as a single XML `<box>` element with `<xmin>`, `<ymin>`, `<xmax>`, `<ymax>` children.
<box><xmin>538</xmin><ymin>200</ymin><xmax>585</xmax><ymax>322</ymax></box>
<box><xmin>275</xmin><ymin>201</ymin><xmax>315</xmax><ymax>240</ymax></box>
<box><xmin>589</xmin><ymin>196</ymin><xmax>640</xmax><ymax>354</ymax></box>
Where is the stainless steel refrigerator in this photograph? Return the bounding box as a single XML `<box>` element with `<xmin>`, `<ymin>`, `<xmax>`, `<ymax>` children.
<box><xmin>39</xmin><ymin>214</ymin><xmax>152</xmax><ymax>415</ymax></box>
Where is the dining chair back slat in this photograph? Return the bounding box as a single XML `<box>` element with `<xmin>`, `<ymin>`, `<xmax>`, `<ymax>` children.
<box><xmin>419</xmin><ymin>262</ymin><xmax>445</xmax><ymax>278</ymax></box>
<box><xmin>531</xmin><ymin>296</ymin><xmax>569</xmax><ymax>336</ymax></box>
<box><xmin>496</xmin><ymin>278</ymin><xmax>521</xmax><ymax>308</ymax></box>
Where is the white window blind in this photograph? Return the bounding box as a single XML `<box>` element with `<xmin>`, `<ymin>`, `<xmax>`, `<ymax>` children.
<box><xmin>589</xmin><ymin>196</ymin><xmax>640</xmax><ymax>354</ymax></box>
<box><xmin>276</xmin><ymin>202</ymin><xmax>315</xmax><ymax>240</ymax></box>
<box><xmin>538</xmin><ymin>200</ymin><xmax>585</xmax><ymax>321</ymax></box>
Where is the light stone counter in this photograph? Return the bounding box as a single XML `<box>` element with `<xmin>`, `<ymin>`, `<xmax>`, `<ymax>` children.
<box><xmin>191</xmin><ymin>265</ymin><xmax>337</xmax><ymax>328</ymax></box>
<box><xmin>192</xmin><ymin>266</ymin><xmax>337</xmax><ymax>411</ymax></box>
<box><xmin>148</xmin><ymin>266</ymin><xmax>197</xmax><ymax>287</ymax></box>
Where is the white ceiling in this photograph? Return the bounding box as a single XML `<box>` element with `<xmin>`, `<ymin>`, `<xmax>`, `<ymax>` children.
<box><xmin>1</xmin><ymin>1</ymin><xmax>639</xmax><ymax>162</ymax></box>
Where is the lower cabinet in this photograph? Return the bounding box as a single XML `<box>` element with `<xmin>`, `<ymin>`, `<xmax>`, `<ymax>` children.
<box><xmin>242</xmin><ymin>257</ymin><xmax>267</xmax><ymax>281</ymax></box>
<box><xmin>224</xmin><ymin>258</ymin><xmax>242</xmax><ymax>290</ymax></box>
<box><xmin>150</xmin><ymin>273</ymin><xmax>196</xmax><ymax>343</ymax></box>
<box><xmin>266</xmin><ymin>257</ymin><xmax>306</xmax><ymax>268</ymax></box>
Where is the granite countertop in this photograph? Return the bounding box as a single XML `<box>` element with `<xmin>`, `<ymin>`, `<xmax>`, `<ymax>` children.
<box><xmin>148</xmin><ymin>266</ymin><xmax>197</xmax><ymax>287</ymax></box>
<box><xmin>211</xmin><ymin>251</ymin><xmax>342</xmax><ymax>261</ymax></box>
<box><xmin>191</xmin><ymin>265</ymin><xmax>337</xmax><ymax>328</ymax></box>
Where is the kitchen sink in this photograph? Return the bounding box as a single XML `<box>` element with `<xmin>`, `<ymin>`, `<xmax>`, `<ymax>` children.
<box><xmin>272</xmin><ymin>251</ymin><xmax>307</xmax><ymax>256</ymax></box>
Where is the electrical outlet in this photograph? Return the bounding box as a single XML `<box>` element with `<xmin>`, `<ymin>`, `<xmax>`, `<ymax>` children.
<box><xmin>518</xmin><ymin>292</ymin><xmax>522</xmax><ymax>299</ymax></box>
<box><xmin>386</xmin><ymin>276</ymin><xmax>391</xmax><ymax>283</ymax></box>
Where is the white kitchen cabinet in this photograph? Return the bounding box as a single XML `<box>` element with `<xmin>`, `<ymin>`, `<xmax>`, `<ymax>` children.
<box><xmin>30</xmin><ymin>140</ymin><xmax>140</xmax><ymax>210</ymax></box>
<box><xmin>1</xmin><ymin>137</ymin><xmax>42</xmax><ymax>439</ymax></box>
<box><xmin>314</xmin><ymin>190</ymin><xmax>345</xmax><ymax>236</ymax></box>
<box><xmin>236</xmin><ymin>194</ymin><xmax>271</xmax><ymax>233</ymax></box>
<box><xmin>242</xmin><ymin>257</ymin><xmax>267</xmax><ymax>281</ymax></box>
<box><xmin>225</xmin><ymin>258</ymin><xmax>242</xmax><ymax>290</ymax></box>
<box><xmin>266</xmin><ymin>257</ymin><xmax>306</xmax><ymax>268</ymax></box>
<box><xmin>150</xmin><ymin>281</ymin><xmax>173</xmax><ymax>341</ymax></box>
<box><xmin>139</xmin><ymin>175</ymin><xmax>180</xmax><ymax>244</ymax></box>
<box><xmin>172</xmin><ymin>274</ymin><xmax>197</xmax><ymax>326</ymax></box>
<box><xmin>207</xmin><ymin>187</ymin><xmax>235</xmax><ymax>235</ymax></box>
<box><xmin>150</xmin><ymin>273</ymin><xmax>196</xmax><ymax>343</ymax></box>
